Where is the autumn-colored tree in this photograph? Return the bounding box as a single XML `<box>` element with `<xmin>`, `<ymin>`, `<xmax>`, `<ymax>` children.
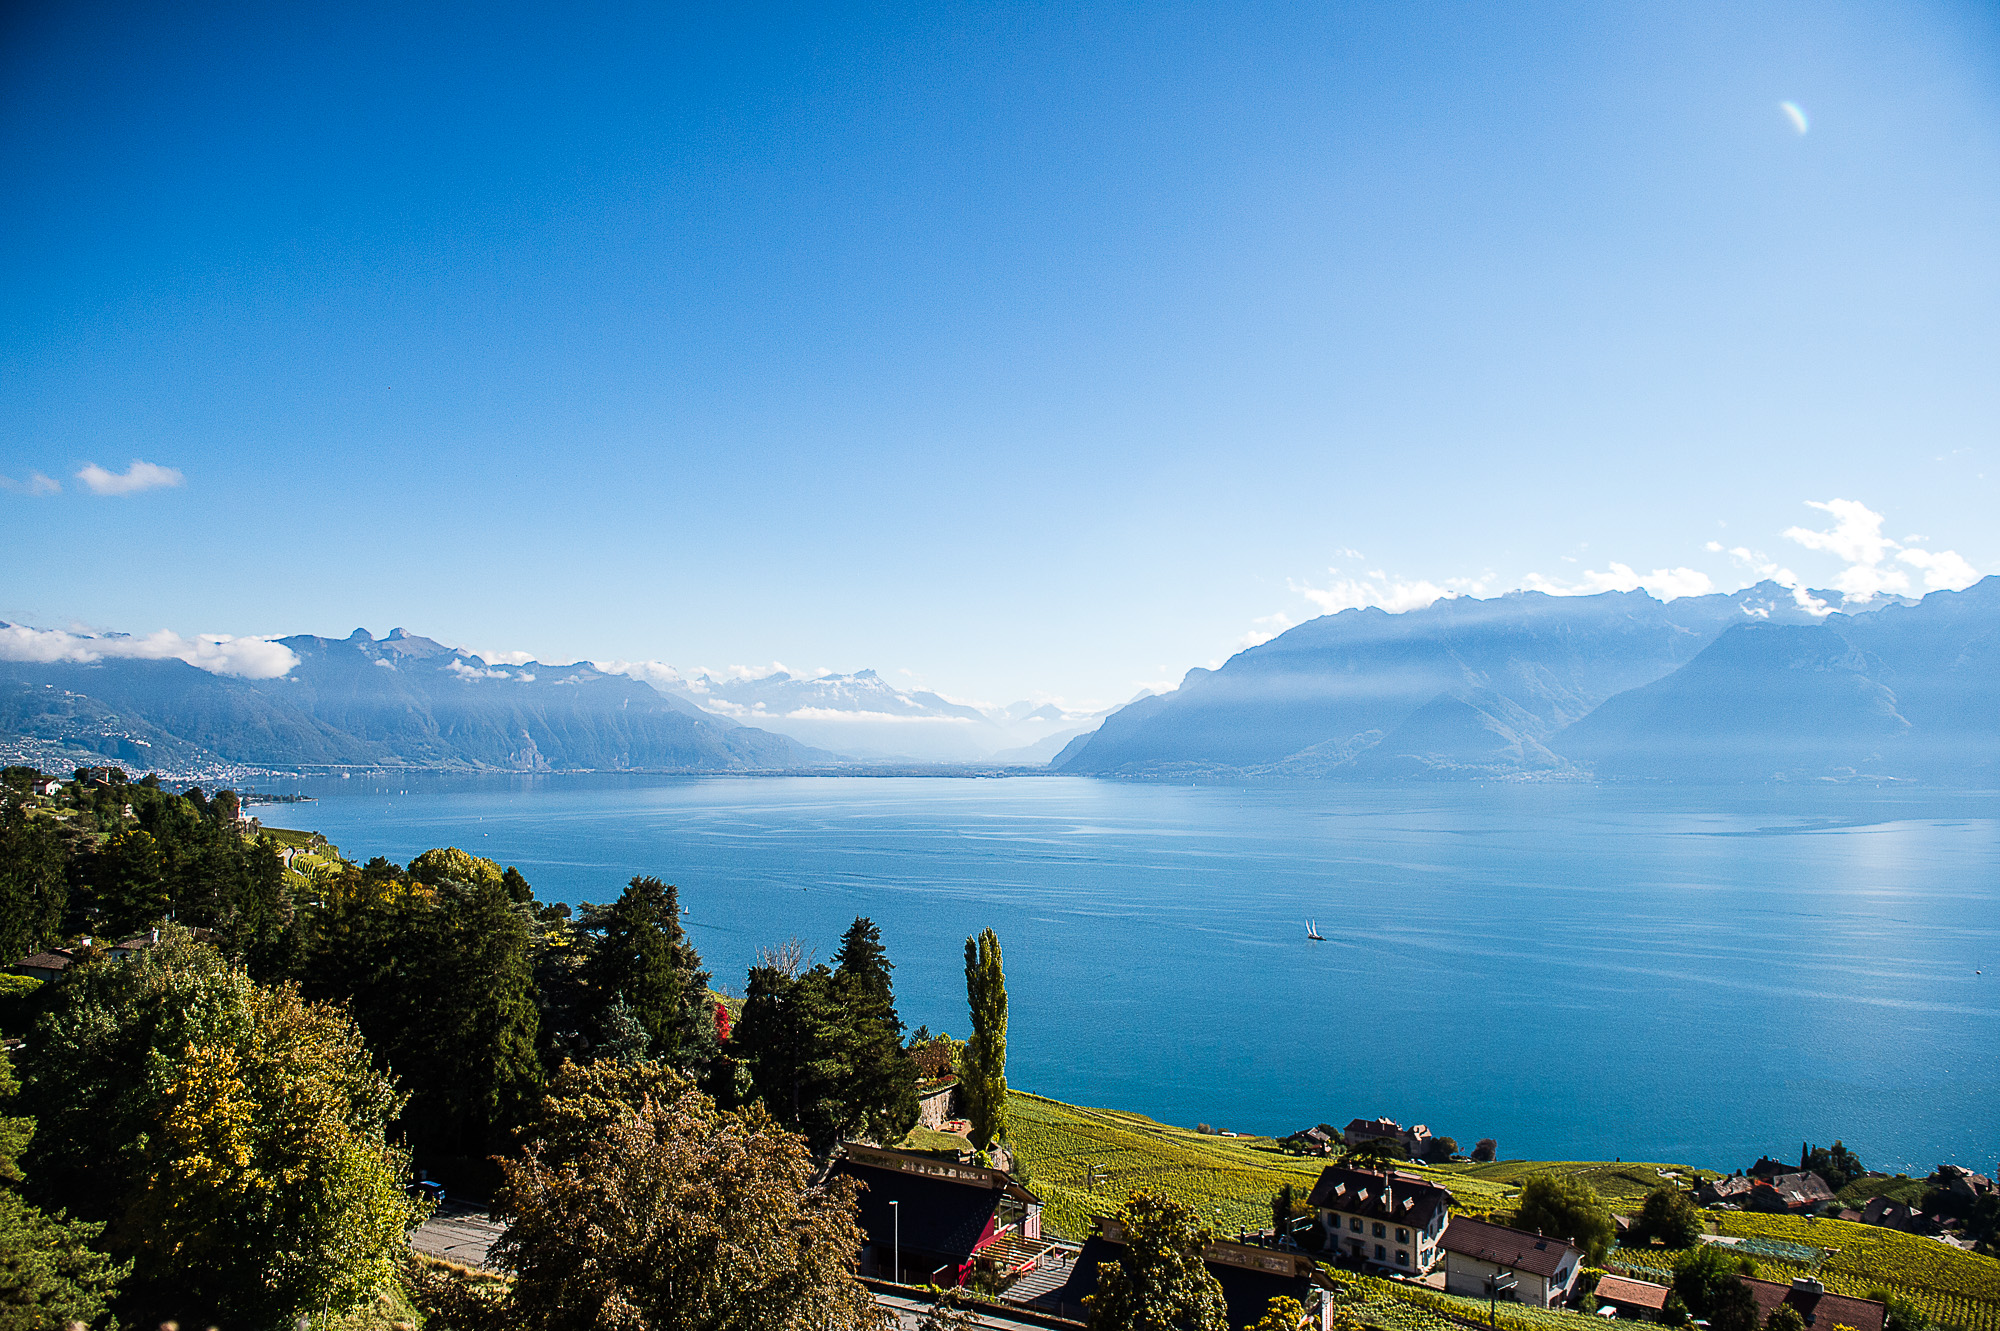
<box><xmin>118</xmin><ymin>984</ymin><xmax>420</xmax><ymax>1327</ymax></box>
<box><xmin>492</xmin><ymin>1060</ymin><xmax>886</xmax><ymax>1331</ymax></box>
<box><xmin>1252</xmin><ymin>1296</ymin><xmax>1307</xmax><ymax>1331</ymax></box>
<box><xmin>1085</xmin><ymin>1192</ymin><xmax>1228</xmax><ymax>1331</ymax></box>
<box><xmin>22</xmin><ymin>930</ymin><xmax>418</xmax><ymax>1328</ymax></box>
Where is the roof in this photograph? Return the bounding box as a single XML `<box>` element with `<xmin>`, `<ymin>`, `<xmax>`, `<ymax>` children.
<box><xmin>1308</xmin><ymin>1165</ymin><xmax>1452</xmax><ymax>1229</ymax></box>
<box><xmin>831</xmin><ymin>1143</ymin><xmax>1036</xmax><ymax>1263</ymax></box>
<box><xmin>1346</xmin><ymin>1117</ymin><xmax>1405</xmax><ymax>1138</ymax></box>
<box><xmin>12</xmin><ymin>951</ymin><xmax>71</xmax><ymax>973</ymax></box>
<box><xmin>1742</xmin><ymin>1278</ymin><xmax>1885</xmax><ymax>1331</ymax></box>
<box><xmin>1594</xmin><ymin>1276</ymin><xmax>1670</xmax><ymax>1311</ymax></box>
<box><xmin>1439</xmin><ymin>1215</ymin><xmax>1579</xmax><ymax>1279</ymax></box>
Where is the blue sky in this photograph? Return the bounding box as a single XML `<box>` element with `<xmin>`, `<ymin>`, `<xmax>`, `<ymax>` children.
<box><xmin>3</xmin><ymin>1</ymin><xmax>1997</xmax><ymax>707</ymax></box>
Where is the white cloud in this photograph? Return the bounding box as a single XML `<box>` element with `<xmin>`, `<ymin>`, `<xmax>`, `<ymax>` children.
<box><xmin>1781</xmin><ymin>498</ymin><xmax>1980</xmax><ymax>602</ymax></box>
<box><xmin>464</xmin><ymin>647</ymin><xmax>537</xmax><ymax>666</ymax></box>
<box><xmin>0</xmin><ymin>623</ymin><xmax>297</xmax><ymax>678</ymax></box>
<box><xmin>594</xmin><ymin>659</ymin><xmax>687</xmax><ymax>692</ymax></box>
<box><xmin>76</xmin><ymin>460</ymin><xmax>185</xmax><ymax>495</ymax></box>
<box><xmin>446</xmin><ymin>659</ymin><xmax>514</xmax><ymax>681</ymax></box>
<box><xmin>1</xmin><ymin>471</ymin><xmax>60</xmax><ymax>495</ymax></box>
<box><xmin>1896</xmin><ymin>546</ymin><xmax>1980</xmax><ymax>591</ymax></box>
<box><xmin>1291</xmin><ymin>571</ymin><xmax>1475</xmax><ymax>615</ymax></box>
<box><xmin>1524</xmin><ymin>563</ymin><xmax>1714</xmax><ymax>599</ymax></box>
<box><xmin>1785</xmin><ymin>499</ymin><xmax>1897</xmax><ymax>569</ymax></box>
<box><xmin>781</xmin><ymin>708</ymin><xmax>978</xmax><ymax>725</ymax></box>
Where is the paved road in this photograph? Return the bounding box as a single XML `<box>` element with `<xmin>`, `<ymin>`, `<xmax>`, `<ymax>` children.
<box><xmin>411</xmin><ymin>1202</ymin><xmax>504</xmax><ymax>1269</ymax></box>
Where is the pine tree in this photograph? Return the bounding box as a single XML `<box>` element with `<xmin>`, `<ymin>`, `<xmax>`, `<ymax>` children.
<box><xmin>961</xmin><ymin>928</ymin><xmax>1008</xmax><ymax>1150</ymax></box>
<box><xmin>833</xmin><ymin>917</ymin><xmax>918</xmax><ymax>1144</ymax></box>
<box><xmin>581</xmin><ymin>877</ymin><xmax>716</xmax><ymax>1073</ymax></box>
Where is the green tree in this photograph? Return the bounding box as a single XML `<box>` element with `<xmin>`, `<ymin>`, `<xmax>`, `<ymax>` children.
<box><xmin>491</xmin><ymin>1060</ymin><xmax>886</xmax><ymax>1331</ymax></box>
<box><xmin>579</xmin><ymin>876</ymin><xmax>716</xmax><ymax>1073</ymax></box>
<box><xmin>1514</xmin><ymin>1173</ymin><xmax>1615</xmax><ymax>1263</ymax></box>
<box><xmin>1632</xmin><ymin>1185</ymin><xmax>1703</xmax><ymax>1248</ymax></box>
<box><xmin>20</xmin><ymin>930</ymin><xmax>417</xmax><ymax>1328</ymax></box>
<box><xmin>0</xmin><ymin>800</ymin><xmax>67</xmax><ymax>961</ymax></box>
<box><xmin>735</xmin><ymin>963</ymin><xmax>864</xmax><ymax>1154</ymax></box>
<box><xmin>1472</xmin><ymin>1138</ymin><xmax>1498</xmax><ymax>1162</ymax></box>
<box><xmin>1084</xmin><ymin>1192</ymin><xmax>1228</xmax><ymax>1331</ymax></box>
<box><xmin>961</xmin><ymin>928</ymin><xmax>1008</xmax><ymax>1150</ymax></box>
<box><xmin>1706</xmin><ymin>1278</ymin><xmax>1761</xmax><ymax>1331</ymax></box>
<box><xmin>397</xmin><ymin>873</ymin><xmax>543</xmax><ymax>1155</ymax></box>
<box><xmin>1801</xmin><ymin>1142</ymin><xmax>1865</xmax><ymax>1191</ymax></box>
<box><xmin>833</xmin><ymin>917</ymin><xmax>919</xmax><ymax>1144</ymax></box>
<box><xmin>116</xmin><ymin>984</ymin><xmax>420</xmax><ymax>1328</ymax></box>
<box><xmin>1767</xmin><ymin>1305</ymin><xmax>1807</xmax><ymax>1331</ymax></box>
<box><xmin>0</xmin><ymin>1045</ymin><xmax>128</xmax><ymax>1329</ymax></box>
<box><xmin>1674</xmin><ymin>1245</ymin><xmax>1756</xmax><ymax>1318</ymax></box>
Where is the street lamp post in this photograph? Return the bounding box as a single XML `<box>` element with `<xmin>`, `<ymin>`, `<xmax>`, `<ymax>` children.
<box><xmin>889</xmin><ymin>1200</ymin><xmax>900</xmax><ymax>1285</ymax></box>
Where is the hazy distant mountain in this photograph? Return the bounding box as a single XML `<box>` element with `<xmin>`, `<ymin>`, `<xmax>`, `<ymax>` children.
<box><xmin>1555</xmin><ymin>579</ymin><xmax>2000</xmax><ymax>782</ymax></box>
<box><xmin>0</xmin><ymin>628</ymin><xmax>831</xmax><ymax>775</ymax></box>
<box><xmin>1054</xmin><ymin>579</ymin><xmax>2000</xmax><ymax>783</ymax></box>
<box><xmin>657</xmin><ymin>668</ymin><xmax>1107</xmax><ymax>763</ymax></box>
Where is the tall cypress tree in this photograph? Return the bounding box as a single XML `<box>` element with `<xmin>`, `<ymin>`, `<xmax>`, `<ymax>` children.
<box><xmin>962</xmin><ymin>927</ymin><xmax>1008</xmax><ymax>1150</ymax></box>
<box><xmin>833</xmin><ymin>917</ymin><xmax>918</xmax><ymax>1144</ymax></box>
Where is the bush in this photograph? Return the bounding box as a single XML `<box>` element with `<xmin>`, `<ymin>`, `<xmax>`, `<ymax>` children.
<box><xmin>1473</xmin><ymin>1139</ymin><xmax>1498</xmax><ymax>1162</ymax></box>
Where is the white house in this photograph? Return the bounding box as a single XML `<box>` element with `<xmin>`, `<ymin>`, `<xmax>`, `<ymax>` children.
<box><xmin>1307</xmin><ymin>1165</ymin><xmax>1452</xmax><ymax>1274</ymax></box>
<box><xmin>1440</xmin><ymin>1215</ymin><xmax>1582</xmax><ymax>1309</ymax></box>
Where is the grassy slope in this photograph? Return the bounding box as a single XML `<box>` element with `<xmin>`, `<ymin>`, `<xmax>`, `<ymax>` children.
<box><xmin>1007</xmin><ymin>1092</ymin><xmax>2000</xmax><ymax>1331</ymax></box>
<box><xmin>1008</xmin><ymin>1091</ymin><xmax>1704</xmax><ymax>1242</ymax></box>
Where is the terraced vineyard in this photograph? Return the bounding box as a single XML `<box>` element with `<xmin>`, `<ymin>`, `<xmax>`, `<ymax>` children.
<box><xmin>1010</xmin><ymin>1093</ymin><xmax>1599</xmax><ymax>1240</ymax></box>
<box><xmin>1718</xmin><ymin>1215</ymin><xmax>2000</xmax><ymax>1331</ymax></box>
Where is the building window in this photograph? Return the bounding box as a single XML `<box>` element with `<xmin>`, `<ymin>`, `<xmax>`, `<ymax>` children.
<box><xmin>1375</xmin><ymin>1244</ymin><xmax>1386</xmax><ymax>1261</ymax></box>
<box><xmin>1350</xmin><ymin>1218</ymin><xmax>1363</xmax><ymax>1232</ymax></box>
<box><xmin>1397</xmin><ymin>1227</ymin><xmax>1409</xmax><ymax>1242</ymax></box>
<box><xmin>1373</xmin><ymin>1223</ymin><xmax>1385</xmax><ymax>1238</ymax></box>
<box><xmin>1397</xmin><ymin>1251</ymin><xmax>1410</xmax><ymax>1266</ymax></box>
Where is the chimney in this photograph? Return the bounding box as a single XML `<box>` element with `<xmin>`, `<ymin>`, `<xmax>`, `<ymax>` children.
<box><xmin>1792</xmin><ymin>1278</ymin><xmax>1825</xmax><ymax>1295</ymax></box>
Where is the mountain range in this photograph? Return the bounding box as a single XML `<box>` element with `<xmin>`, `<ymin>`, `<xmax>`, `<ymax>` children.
<box><xmin>653</xmin><ymin>668</ymin><xmax>1110</xmax><ymax>764</ymax></box>
<box><xmin>0</xmin><ymin>628</ymin><xmax>831</xmax><ymax>776</ymax></box>
<box><xmin>4</xmin><ymin>577</ymin><xmax>1997</xmax><ymax>782</ymax></box>
<box><xmin>1052</xmin><ymin>577</ymin><xmax>2000</xmax><ymax>783</ymax></box>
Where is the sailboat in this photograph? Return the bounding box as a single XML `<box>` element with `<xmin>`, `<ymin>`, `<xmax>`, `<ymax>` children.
<box><xmin>1305</xmin><ymin>919</ymin><xmax>1324</xmax><ymax>941</ymax></box>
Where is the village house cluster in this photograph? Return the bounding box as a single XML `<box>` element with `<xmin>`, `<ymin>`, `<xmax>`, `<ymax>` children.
<box><xmin>825</xmin><ymin>1143</ymin><xmax>1900</xmax><ymax>1331</ymax></box>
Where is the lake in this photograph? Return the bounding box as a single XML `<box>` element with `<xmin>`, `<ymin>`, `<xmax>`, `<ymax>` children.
<box><xmin>262</xmin><ymin>773</ymin><xmax>2000</xmax><ymax>1175</ymax></box>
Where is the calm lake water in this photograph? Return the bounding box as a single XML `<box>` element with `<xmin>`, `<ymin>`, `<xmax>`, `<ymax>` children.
<box><xmin>264</xmin><ymin>774</ymin><xmax>2000</xmax><ymax>1175</ymax></box>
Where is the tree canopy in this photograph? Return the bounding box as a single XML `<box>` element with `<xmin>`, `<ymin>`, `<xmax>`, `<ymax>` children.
<box><xmin>1631</xmin><ymin>1185</ymin><xmax>1704</xmax><ymax>1248</ymax></box>
<box><xmin>21</xmin><ymin>930</ymin><xmax>418</xmax><ymax>1328</ymax></box>
<box><xmin>1513</xmin><ymin>1173</ymin><xmax>1615</xmax><ymax>1263</ymax></box>
<box><xmin>492</xmin><ymin>1059</ymin><xmax>886</xmax><ymax>1331</ymax></box>
<box><xmin>1085</xmin><ymin>1192</ymin><xmax>1228</xmax><ymax>1331</ymax></box>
